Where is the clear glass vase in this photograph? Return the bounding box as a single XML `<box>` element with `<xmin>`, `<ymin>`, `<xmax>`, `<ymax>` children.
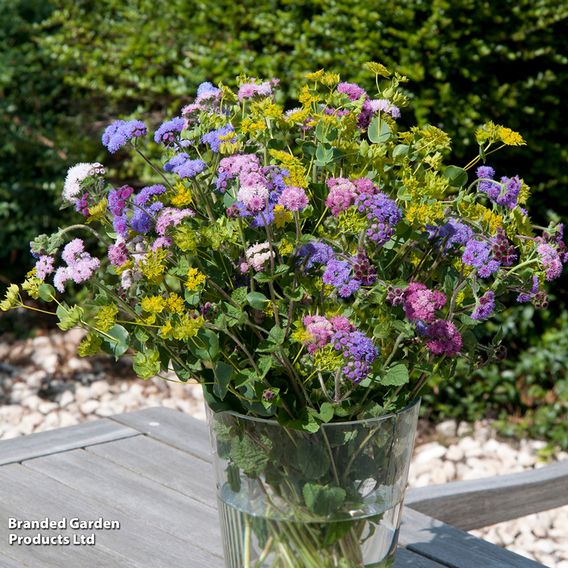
<box><xmin>207</xmin><ymin>400</ymin><xmax>420</xmax><ymax>568</ymax></box>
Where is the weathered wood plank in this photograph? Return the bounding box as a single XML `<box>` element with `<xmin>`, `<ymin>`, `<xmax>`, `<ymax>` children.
<box><xmin>394</xmin><ymin>547</ymin><xmax>448</xmax><ymax>567</ymax></box>
<box><xmin>400</xmin><ymin>507</ymin><xmax>544</xmax><ymax>568</ymax></box>
<box><xmin>25</xmin><ymin>448</ymin><xmax>222</xmax><ymax>558</ymax></box>
<box><xmin>0</xmin><ymin>554</ymin><xmax>29</xmax><ymax>568</ymax></box>
<box><xmin>87</xmin><ymin>436</ymin><xmax>216</xmax><ymax>508</ymax></box>
<box><xmin>109</xmin><ymin>407</ymin><xmax>211</xmax><ymax>462</ymax></box>
<box><xmin>0</xmin><ymin>463</ymin><xmax>221</xmax><ymax>567</ymax></box>
<box><xmin>406</xmin><ymin>460</ymin><xmax>568</xmax><ymax>530</ymax></box>
<box><xmin>0</xmin><ymin>419</ymin><xmax>140</xmax><ymax>466</ymax></box>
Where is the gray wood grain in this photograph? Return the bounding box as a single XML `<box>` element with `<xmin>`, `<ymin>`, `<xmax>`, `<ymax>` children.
<box><xmin>0</xmin><ymin>554</ymin><xmax>29</xmax><ymax>568</ymax></box>
<box><xmin>0</xmin><ymin>419</ymin><xmax>139</xmax><ymax>466</ymax></box>
<box><xmin>24</xmin><ymin>448</ymin><xmax>222</xmax><ymax>558</ymax></box>
<box><xmin>400</xmin><ymin>507</ymin><xmax>544</xmax><ymax>568</ymax></box>
<box><xmin>394</xmin><ymin>547</ymin><xmax>447</xmax><ymax>567</ymax></box>
<box><xmin>109</xmin><ymin>407</ymin><xmax>211</xmax><ymax>462</ymax></box>
<box><xmin>406</xmin><ymin>459</ymin><xmax>568</xmax><ymax>530</ymax></box>
<box><xmin>87</xmin><ymin>435</ymin><xmax>216</xmax><ymax>509</ymax></box>
<box><xmin>0</xmin><ymin>462</ymin><xmax>222</xmax><ymax>567</ymax></box>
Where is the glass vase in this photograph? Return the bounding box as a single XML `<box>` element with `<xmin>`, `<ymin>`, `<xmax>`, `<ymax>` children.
<box><xmin>207</xmin><ymin>400</ymin><xmax>420</xmax><ymax>568</ymax></box>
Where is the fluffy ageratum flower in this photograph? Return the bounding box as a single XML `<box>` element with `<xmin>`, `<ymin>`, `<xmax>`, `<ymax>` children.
<box><xmin>237</xmin><ymin>80</ymin><xmax>273</xmax><ymax>101</ymax></box>
<box><xmin>352</xmin><ymin>178</ymin><xmax>378</xmax><ymax>196</ymax></box>
<box><xmin>516</xmin><ymin>275</ymin><xmax>548</xmax><ymax>307</ymax></box>
<box><xmin>237</xmin><ymin>183</ymin><xmax>270</xmax><ymax>213</ymax></box>
<box><xmin>201</xmin><ymin>125</ymin><xmax>236</xmax><ymax>152</ymax></box>
<box><xmin>63</xmin><ymin>163</ymin><xmax>104</xmax><ymax>203</ymax></box>
<box><xmin>428</xmin><ymin>219</ymin><xmax>473</xmax><ymax>250</ymax></box>
<box><xmin>133</xmin><ymin>185</ymin><xmax>167</xmax><ymax>206</ymax></box>
<box><xmin>537</xmin><ymin>242</ymin><xmax>563</xmax><ymax>281</ymax></box>
<box><xmin>195</xmin><ymin>81</ymin><xmax>221</xmax><ymax>103</ymax></box>
<box><xmin>297</xmin><ymin>241</ymin><xmax>334</xmax><ymax>270</ymax></box>
<box><xmin>425</xmin><ymin>320</ymin><xmax>462</xmax><ymax>357</ymax></box>
<box><xmin>471</xmin><ymin>291</ymin><xmax>495</xmax><ymax>320</ymax></box>
<box><xmin>476</xmin><ymin>166</ymin><xmax>522</xmax><ymax>209</ymax></box>
<box><xmin>130</xmin><ymin>202</ymin><xmax>163</xmax><ymax>235</ymax></box>
<box><xmin>102</xmin><ymin>120</ymin><xmax>146</xmax><ymax>153</ymax></box>
<box><xmin>108</xmin><ymin>185</ymin><xmax>134</xmax><ymax>216</ymax></box>
<box><xmin>337</xmin><ymin>82</ymin><xmax>367</xmax><ymax>101</ymax></box>
<box><xmin>331</xmin><ymin>330</ymin><xmax>378</xmax><ymax>383</ymax></box>
<box><xmin>75</xmin><ymin>193</ymin><xmax>90</xmax><ymax>217</ymax></box>
<box><xmin>369</xmin><ymin>99</ymin><xmax>401</xmax><ymax>119</ymax></box>
<box><xmin>108</xmin><ymin>239</ymin><xmax>129</xmax><ymax>267</ymax></box>
<box><xmin>303</xmin><ymin>315</ymin><xmax>334</xmax><ymax>352</ymax></box>
<box><xmin>325</xmin><ymin>178</ymin><xmax>357</xmax><ymax>216</ymax></box>
<box><xmin>462</xmin><ymin>239</ymin><xmax>500</xmax><ymax>278</ymax></box>
<box><xmin>154</xmin><ymin>117</ymin><xmax>185</xmax><ymax>145</ymax></box>
<box><xmin>245</xmin><ymin>242</ymin><xmax>274</xmax><ymax>272</ymax></box>
<box><xmin>54</xmin><ymin>239</ymin><xmax>100</xmax><ymax>292</ymax></box>
<box><xmin>322</xmin><ymin>259</ymin><xmax>361</xmax><ymax>298</ymax></box>
<box><xmin>152</xmin><ymin>237</ymin><xmax>172</xmax><ymax>251</ymax></box>
<box><xmin>356</xmin><ymin>192</ymin><xmax>402</xmax><ymax>245</ymax></box>
<box><xmin>278</xmin><ymin>186</ymin><xmax>309</xmax><ymax>212</ymax></box>
<box><xmin>113</xmin><ymin>214</ymin><xmax>129</xmax><ymax>238</ymax></box>
<box><xmin>35</xmin><ymin>255</ymin><xmax>55</xmax><ymax>280</ymax></box>
<box><xmin>164</xmin><ymin>154</ymin><xmax>206</xmax><ymax>179</ymax></box>
<box><xmin>402</xmin><ymin>283</ymin><xmax>446</xmax><ymax>323</ymax></box>
<box><xmin>155</xmin><ymin>207</ymin><xmax>195</xmax><ymax>236</ymax></box>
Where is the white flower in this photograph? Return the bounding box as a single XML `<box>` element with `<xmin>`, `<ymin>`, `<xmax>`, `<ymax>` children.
<box><xmin>245</xmin><ymin>242</ymin><xmax>274</xmax><ymax>272</ymax></box>
<box><xmin>62</xmin><ymin>162</ymin><xmax>105</xmax><ymax>203</ymax></box>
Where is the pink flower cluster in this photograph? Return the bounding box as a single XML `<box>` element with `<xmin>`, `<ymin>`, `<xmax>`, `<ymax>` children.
<box><xmin>302</xmin><ymin>315</ymin><xmax>354</xmax><ymax>353</ymax></box>
<box><xmin>108</xmin><ymin>238</ymin><xmax>129</xmax><ymax>267</ymax></box>
<box><xmin>537</xmin><ymin>242</ymin><xmax>563</xmax><ymax>281</ymax></box>
<box><xmin>237</xmin><ymin>183</ymin><xmax>269</xmax><ymax>213</ymax></box>
<box><xmin>217</xmin><ymin>154</ymin><xmax>262</xmax><ymax>192</ymax></box>
<box><xmin>325</xmin><ymin>177</ymin><xmax>379</xmax><ymax>216</ymax></box>
<box><xmin>237</xmin><ymin>80</ymin><xmax>275</xmax><ymax>101</ymax></box>
<box><xmin>155</xmin><ymin>207</ymin><xmax>195</xmax><ymax>236</ymax></box>
<box><xmin>425</xmin><ymin>320</ymin><xmax>462</xmax><ymax>357</ymax></box>
<box><xmin>402</xmin><ymin>283</ymin><xmax>446</xmax><ymax>323</ymax></box>
<box><xmin>244</xmin><ymin>242</ymin><xmax>274</xmax><ymax>272</ymax></box>
<box><xmin>53</xmin><ymin>239</ymin><xmax>100</xmax><ymax>292</ymax></box>
<box><xmin>278</xmin><ymin>186</ymin><xmax>309</xmax><ymax>212</ymax></box>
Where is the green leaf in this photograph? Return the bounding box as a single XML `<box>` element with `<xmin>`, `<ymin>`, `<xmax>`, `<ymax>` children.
<box><xmin>283</xmin><ymin>285</ymin><xmax>304</xmax><ymax>301</ymax></box>
<box><xmin>231</xmin><ymin>287</ymin><xmax>248</xmax><ymax>306</ymax></box>
<box><xmin>105</xmin><ymin>324</ymin><xmax>129</xmax><ymax>358</ymax></box>
<box><xmin>443</xmin><ymin>165</ymin><xmax>468</xmax><ymax>188</ymax></box>
<box><xmin>268</xmin><ymin>325</ymin><xmax>285</xmax><ymax>345</ymax></box>
<box><xmin>258</xmin><ymin>355</ymin><xmax>273</xmax><ymax>378</ymax></box>
<box><xmin>213</xmin><ymin>361</ymin><xmax>234</xmax><ymax>400</ymax></box>
<box><xmin>380</xmin><ymin>363</ymin><xmax>409</xmax><ymax>386</ymax></box>
<box><xmin>247</xmin><ymin>291</ymin><xmax>269</xmax><ymax>310</ymax></box>
<box><xmin>303</xmin><ymin>483</ymin><xmax>346</xmax><ymax>516</ymax></box>
<box><xmin>315</xmin><ymin>144</ymin><xmax>334</xmax><ymax>165</ymax></box>
<box><xmin>295</xmin><ymin>441</ymin><xmax>330</xmax><ymax>480</ymax></box>
<box><xmin>38</xmin><ymin>283</ymin><xmax>55</xmax><ymax>302</ymax></box>
<box><xmin>318</xmin><ymin>402</ymin><xmax>334</xmax><ymax>423</ymax></box>
<box><xmin>392</xmin><ymin>144</ymin><xmax>409</xmax><ymax>159</ymax></box>
<box><xmin>368</xmin><ymin>116</ymin><xmax>391</xmax><ymax>144</ymax></box>
<box><xmin>231</xmin><ymin>434</ymin><xmax>272</xmax><ymax>477</ymax></box>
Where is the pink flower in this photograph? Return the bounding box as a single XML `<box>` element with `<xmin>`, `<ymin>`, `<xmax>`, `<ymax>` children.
<box><xmin>155</xmin><ymin>207</ymin><xmax>195</xmax><ymax>236</ymax></box>
<box><xmin>403</xmin><ymin>283</ymin><xmax>446</xmax><ymax>323</ymax></box>
<box><xmin>245</xmin><ymin>242</ymin><xmax>274</xmax><ymax>272</ymax></box>
<box><xmin>237</xmin><ymin>183</ymin><xmax>269</xmax><ymax>213</ymax></box>
<box><xmin>35</xmin><ymin>256</ymin><xmax>55</xmax><ymax>280</ymax></box>
<box><xmin>352</xmin><ymin>178</ymin><xmax>378</xmax><ymax>196</ymax></box>
<box><xmin>152</xmin><ymin>237</ymin><xmax>172</xmax><ymax>251</ymax></box>
<box><xmin>425</xmin><ymin>320</ymin><xmax>462</xmax><ymax>356</ymax></box>
<box><xmin>108</xmin><ymin>239</ymin><xmax>128</xmax><ymax>267</ymax></box>
<box><xmin>330</xmin><ymin>316</ymin><xmax>355</xmax><ymax>333</ymax></box>
<box><xmin>238</xmin><ymin>80</ymin><xmax>273</xmax><ymax>101</ymax></box>
<box><xmin>325</xmin><ymin>178</ymin><xmax>357</xmax><ymax>216</ymax></box>
<box><xmin>278</xmin><ymin>186</ymin><xmax>309</xmax><ymax>212</ymax></box>
<box><xmin>303</xmin><ymin>315</ymin><xmax>334</xmax><ymax>351</ymax></box>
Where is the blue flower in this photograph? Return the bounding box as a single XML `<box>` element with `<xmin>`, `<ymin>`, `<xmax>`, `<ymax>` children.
<box><xmin>102</xmin><ymin>120</ymin><xmax>147</xmax><ymax>153</ymax></box>
<box><xmin>154</xmin><ymin>117</ymin><xmax>185</xmax><ymax>145</ymax></box>
<box><xmin>201</xmin><ymin>125</ymin><xmax>236</xmax><ymax>152</ymax></box>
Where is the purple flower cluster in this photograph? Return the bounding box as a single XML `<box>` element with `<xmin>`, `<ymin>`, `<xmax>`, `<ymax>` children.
<box><xmin>517</xmin><ymin>275</ymin><xmax>548</xmax><ymax>308</ymax></box>
<box><xmin>164</xmin><ymin>153</ymin><xmax>207</xmax><ymax>179</ymax></box>
<box><xmin>332</xmin><ymin>330</ymin><xmax>378</xmax><ymax>383</ymax></box>
<box><xmin>297</xmin><ymin>241</ymin><xmax>334</xmax><ymax>271</ymax></box>
<box><xmin>336</xmin><ymin>82</ymin><xmax>400</xmax><ymax>128</ymax></box>
<box><xmin>108</xmin><ymin>238</ymin><xmax>129</xmax><ymax>267</ymax></box>
<box><xmin>428</xmin><ymin>219</ymin><xmax>473</xmax><ymax>251</ymax></box>
<box><xmin>154</xmin><ymin>118</ymin><xmax>185</xmax><ymax>145</ymax></box>
<box><xmin>216</xmin><ymin>154</ymin><xmax>261</xmax><ymax>192</ymax></box>
<box><xmin>491</xmin><ymin>228</ymin><xmax>517</xmax><ymax>266</ymax></box>
<box><xmin>35</xmin><ymin>255</ymin><xmax>55</xmax><ymax>280</ymax></box>
<box><xmin>537</xmin><ymin>242</ymin><xmax>563</xmax><ymax>281</ymax></box>
<box><xmin>471</xmin><ymin>291</ymin><xmax>495</xmax><ymax>320</ymax></box>
<box><xmin>402</xmin><ymin>283</ymin><xmax>446</xmax><ymax>323</ymax></box>
<box><xmin>352</xmin><ymin>250</ymin><xmax>377</xmax><ymax>285</ymax></box>
<box><xmin>155</xmin><ymin>207</ymin><xmax>194</xmax><ymax>236</ymax></box>
<box><xmin>325</xmin><ymin>178</ymin><xmax>357</xmax><ymax>215</ymax></box>
<box><xmin>462</xmin><ymin>239</ymin><xmax>500</xmax><ymax>278</ymax></box>
<box><xmin>195</xmin><ymin>81</ymin><xmax>221</xmax><ymax>103</ymax></box>
<box><xmin>53</xmin><ymin>239</ymin><xmax>100</xmax><ymax>292</ymax></box>
<box><xmin>202</xmin><ymin>125</ymin><xmax>236</xmax><ymax>153</ymax></box>
<box><xmin>322</xmin><ymin>259</ymin><xmax>361</xmax><ymax>298</ymax></box>
<box><xmin>108</xmin><ymin>186</ymin><xmax>134</xmax><ymax>216</ymax></box>
<box><xmin>356</xmin><ymin>192</ymin><xmax>402</xmax><ymax>245</ymax></box>
<box><xmin>424</xmin><ymin>320</ymin><xmax>462</xmax><ymax>357</ymax></box>
<box><xmin>369</xmin><ymin>99</ymin><xmax>401</xmax><ymax>119</ymax></box>
<box><xmin>476</xmin><ymin>166</ymin><xmax>522</xmax><ymax>209</ymax></box>
<box><xmin>278</xmin><ymin>186</ymin><xmax>309</xmax><ymax>212</ymax></box>
<box><xmin>74</xmin><ymin>193</ymin><xmax>91</xmax><ymax>217</ymax></box>
<box><xmin>102</xmin><ymin>120</ymin><xmax>147</xmax><ymax>153</ymax></box>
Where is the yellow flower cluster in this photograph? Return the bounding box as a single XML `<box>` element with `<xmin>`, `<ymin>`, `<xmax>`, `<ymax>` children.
<box><xmin>186</xmin><ymin>267</ymin><xmax>206</xmax><ymax>291</ymax></box>
<box><xmin>298</xmin><ymin>85</ymin><xmax>320</xmax><ymax>107</ymax></box>
<box><xmin>173</xmin><ymin>225</ymin><xmax>197</xmax><ymax>252</ymax></box>
<box><xmin>21</xmin><ymin>273</ymin><xmax>42</xmax><ymax>300</ymax></box>
<box><xmin>475</xmin><ymin>121</ymin><xmax>526</xmax><ymax>147</ymax></box>
<box><xmin>460</xmin><ymin>203</ymin><xmax>503</xmax><ymax>234</ymax></box>
<box><xmin>278</xmin><ymin>238</ymin><xmax>294</xmax><ymax>257</ymax></box>
<box><xmin>337</xmin><ymin>209</ymin><xmax>367</xmax><ymax>233</ymax></box>
<box><xmin>284</xmin><ymin>107</ymin><xmax>310</xmax><ymax>124</ymax></box>
<box><xmin>291</xmin><ymin>327</ymin><xmax>312</xmax><ymax>344</ymax></box>
<box><xmin>269</xmin><ymin>149</ymin><xmax>308</xmax><ymax>188</ymax></box>
<box><xmin>313</xmin><ymin>345</ymin><xmax>343</xmax><ymax>372</ymax></box>
<box><xmin>273</xmin><ymin>204</ymin><xmax>293</xmax><ymax>228</ymax></box>
<box><xmin>364</xmin><ymin>61</ymin><xmax>391</xmax><ymax>77</ymax></box>
<box><xmin>241</xmin><ymin>118</ymin><xmax>266</xmax><ymax>135</ymax></box>
<box><xmin>139</xmin><ymin>249</ymin><xmax>168</xmax><ymax>283</ymax></box>
<box><xmin>170</xmin><ymin>182</ymin><xmax>192</xmax><ymax>208</ymax></box>
<box><xmin>141</xmin><ymin>295</ymin><xmax>165</xmax><ymax>315</ymax></box>
<box><xmin>77</xmin><ymin>333</ymin><xmax>102</xmax><ymax>357</ymax></box>
<box><xmin>94</xmin><ymin>304</ymin><xmax>119</xmax><ymax>332</ymax></box>
<box><xmin>0</xmin><ymin>284</ymin><xmax>20</xmax><ymax>311</ymax></box>
<box><xmin>165</xmin><ymin>293</ymin><xmax>184</xmax><ymax>314</ymax></box>
<box><xmin>404</xmin><ymin>201</ymin><xmax>445</xmax><ymax>225</ymax></box>
<box><xmin>86</xmin><ymin>198</ymin><xmax>108</xmax><ymax>223</ymax></box>
<box><xmin>167</xmin><ymin>314</ymin><xmax>204</xmax><ymax>341</ymax></box>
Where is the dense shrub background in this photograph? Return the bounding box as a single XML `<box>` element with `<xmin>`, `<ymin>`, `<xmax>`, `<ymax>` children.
<box><xmin>1</xmin><ymin>0</ymin><xmax>566</xmax><ymax>445</ymax></box>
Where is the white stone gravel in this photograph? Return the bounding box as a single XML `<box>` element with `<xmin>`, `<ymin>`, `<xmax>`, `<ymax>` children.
<box><xmin>0</xmin><ymin>330</ymin><xmax>566</xmax><ymax>566</ymax></box>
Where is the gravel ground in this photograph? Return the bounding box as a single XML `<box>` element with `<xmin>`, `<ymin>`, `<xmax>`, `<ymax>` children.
<box><xmin>1</xmin><ymin>329</ymin><xmax>566</xmax><ymax>566</ymax></box>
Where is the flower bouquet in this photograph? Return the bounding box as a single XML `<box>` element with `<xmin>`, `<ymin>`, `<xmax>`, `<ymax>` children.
<box><xmin>3</xmin><ymin>63</ymin><xmax>565</xmax><ymax>567</ymax></box>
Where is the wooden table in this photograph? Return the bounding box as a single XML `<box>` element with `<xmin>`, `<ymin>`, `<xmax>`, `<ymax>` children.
<box><xmin>0</xmin><ymin>408</ymin><xmax>545</xmax><ymax>568</ymax></box>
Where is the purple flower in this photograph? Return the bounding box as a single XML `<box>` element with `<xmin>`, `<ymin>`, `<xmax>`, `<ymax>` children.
<box><xmin>356</xmin><ymin>192</ymin><xmax>402</xmax><ymax>245</ymax></box>
<box><xmin>537</xmin><ymin>242</ymin><xmax>563</xmax><ymax>281</ymax></box>
<box><xmin>102</xmin><ymin>120</ymin><xmax>147</xmax><ymax>153</ymax></box>
<box><xmin>337</xmin><ymin>82</ymin><xmax>367</xmax><ymax>101</ymax></box>
<box><xmin>323</xmin><ymin>259</ymin><xmax>351</xmax><ymax>287</ymax></box>
<box><xmin>462</xmin><ymin>239</ymin><xmax>499</xmax><ymax>277</ymax></box>
<box><xmin>155</xmin><ymin>207</ymin><xmax>195</xmax><ymax>236</ymax></box>
<box><xmin>201</xmin><ymin>124</ymin><xmax>236</xmax><ymax>152</ymax></box>
<box><xmin>278</xmin><ymin>186</ymin><xmax>309</xmax><ymax>211</ymax></box>
<box><xmin>297</xmin><ymin>242</ymin><xmax>334</xmax><ymax>271</ymax></box>
<box><xmin>35</xmin><ymin>256</ymin><xmax>55</xmax><ymax>280</ymax></box>
<box><xmin>164</xmin><ymin>153</ymin><xmax>206</xmax><ymax>179</ymax></box>
<box><xmin>402</xmin><ymin>283</ymin><xmax>446</xmax><ymax>323</ymax></box>
<box><xmin>133</xmin><ymin>185</ymin><xmax>166</xmax><ymax>206</ymax></box>
<box><xmin>352</xmin><ymin>250</ymin><xmax>377</xmax><ymax>286</ymax></box>
<box><xmin>196</xmin><ymin>81</ymin><xmax>221</xmax><ymax>103</ymax></box>
<box><xmin>113</xmin><ymin>214</ymin><xmax>129</xmax><ymax>238</ymax></box>
<box><xmin>425</xmin><ymin>320</ymin><xmax>462</xmax><ymax>357</ymax></box>
<box><xmin>428</xmin><ymin>219</ymin><xmax>473</xmax><ymax>250</ymax></box>
<box><xmin>108</xmin><ymin>240</ymin><xmax>128</xmax><ymax>267</ymax></box>
<box><xmin>54</xmin><ymin>239</ymin><xmax>100</xmax><ymax>292</ymax></box>
<box><xmin>491</xmin><ymin>228</ymin><xmax>517</xmax><ymax>266</ymax></box>
<box><xmin>303</xmin><ymin>315</ymin><xmax>334</xmax><ymax>351</ymax></box>
<box><xmin>238</xmin><ymin>80</ymin><xmax>273</xmax><ymax>101</ymax></box>
<box><xmin>108</xmin><ymin>185</ymin><xmax>134</xmax><ymax>216</ymax></box>
<box><xmin>471</xmin><ymin>291</ymin><xmax>495</xmax><ymax>320</ymax></box>
<box><xmin>154</xmin><ymin>117</ymin><xmax>185</xmax><ymax>145</ymax></box>
<box><xmin>216</xmin><ymin>154</ymin><xmax>261</xmax><ymax>192</ymax></box>
<box><xmin>369</xmin><ymin>99</ymin><xmax>401</xmax><ymax>119</ymax></box>
<box><xmin>75</xmin><ymin>193</ymin><xmax>90</xmax><ymax>217</ymax></box>
<box><xmin>331</xmin><ymin>330</ymin><xmax>378</xmax><ymax>383</ymax></box>
<box><xmin>325</xmin><ymin>178</ymin><xmax>357</xmax><ymax>216</ymax></box>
